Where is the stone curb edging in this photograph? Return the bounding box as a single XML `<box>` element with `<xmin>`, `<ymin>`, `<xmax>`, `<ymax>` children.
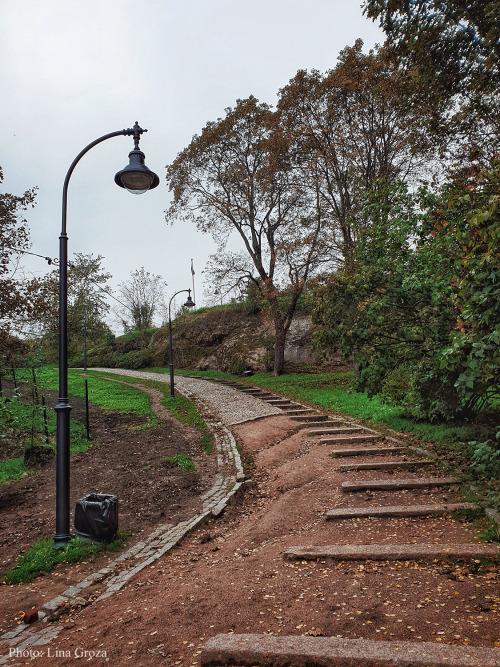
<box><xmin>200</xmin><ymin>633</ymin><xmax>500</xmax><ymax>667</ymax></box>
<box><xmin>0</xmin><ymin>378</ymin><xmax>248</xmax><ymax>662</ymax></box>
<box><xmin>325</xmin><ymin>502</ymin><xmax>479</xmax><ymax>520</ymax></box>
<box><xmin>284</xmin><ymin>543</ymin><xmax>500</xmax><ymax>561</ymax></box>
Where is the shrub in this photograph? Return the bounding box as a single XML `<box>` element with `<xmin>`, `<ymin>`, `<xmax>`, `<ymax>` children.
<box><xmin>469</xmin><ymin>428</ymin><xmax>500</xmax><ymax>480</ymax></box>
<box><xmin>119</xmin><ymin>349</ymin><xmax>152</xmax><ymax>370</ymax></box>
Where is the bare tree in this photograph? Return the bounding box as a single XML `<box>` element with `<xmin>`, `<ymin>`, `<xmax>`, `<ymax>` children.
<box><xmin>117</xmin><ymin>267</ymin><xmax>167</xmax><ymax>332</ymax></box>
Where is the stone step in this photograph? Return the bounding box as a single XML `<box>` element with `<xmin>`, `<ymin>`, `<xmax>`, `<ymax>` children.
<box><xmin>289</xmin><ymin>414</ymin><xmax>329</xmax><ymax>423</ymax></box>
<box><xmin>284</xmin><ymin>543</ymin><xmax>500</xmax><ymax>562</ymax></box>
<box><xmin>201</xmin><ymin>633</ymin><xmax>500</xmax><ymax>667</ymax></box>
<box><xmin>326</xmin><ymin>502</ymin><xmax>479</xmax><ymax>520</ymax></box>
<box><xmin>262</xmin><ymin>399</ymin><xmax>293</xmax><ymax>406</ymax></box>
<box><xmin>320</xmin><ymin>434</ymin><xmax>383</xmax><ymax>445</ymax></box>
<box><xmin>338</xmin><ymin>459</ymin><xmax>434</xmax><ymax>472</ymax></box>
<box><xmin>308</xmin><ymin>426</ymin><xmax>365</xmax><ymax>436</ymax></box>
<box><xmin>331</xmin><ymin>446</ymin><xmax>405</xmax><ymax>457</ymax></box>
<box><xmin>285</xmin><ymin>409</ymin><xmax>316</xmax><ymax>417</ymax></box>
<box><xmin>341</xmin><ymin>476</ymin><xmax>457</xmax><ymax>492</ymax></box>
<box><xmin>296</xmin><ymin>419</ymin><xmax>344</xmax><ymax>429</ymax></box>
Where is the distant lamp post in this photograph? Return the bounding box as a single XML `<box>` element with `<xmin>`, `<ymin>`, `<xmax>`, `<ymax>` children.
<box><xmin>54</xmin><ymin>122</ymin><xmax>159</xmax><ymax>549</ymax></box>
<box><xmin>83</xmin><ymin>304</ymin><xmax>99</xmax><ymax>372</ymax></box>
<box><xmin>168</xmin><ymin>289</ymin><xmax>195</xmax><ymax>398</ymax></box>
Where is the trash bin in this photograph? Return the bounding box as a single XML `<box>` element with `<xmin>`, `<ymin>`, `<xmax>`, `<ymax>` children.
<box><xmin>74</xmin><ymin>494</ymin><xmax>118</xmax><ymax>543</ymax></box>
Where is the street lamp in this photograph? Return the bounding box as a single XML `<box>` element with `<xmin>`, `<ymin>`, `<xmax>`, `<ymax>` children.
<box><xmin>168</xmin><ymin>289</ymin><xmax>195</xmax><ymax>398</ymax></box>
<box><xmin>54</xmin><ymin>122</ymin><xmax>159</xmax><ymax>549</ymax></box>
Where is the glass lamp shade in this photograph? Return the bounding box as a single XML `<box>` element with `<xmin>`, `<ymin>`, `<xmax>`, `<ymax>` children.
<box><xmin>114</xmin><ymin>149</ymin><xmax>160</xmax><ymax>194</ymax></box>
<box><xmin>184</xmin><ymin>295</ymin><xmax>195</xmax><ymax>308</ymax></box>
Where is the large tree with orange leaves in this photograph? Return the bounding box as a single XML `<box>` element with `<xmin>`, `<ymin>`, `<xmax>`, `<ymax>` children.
<box><xmin>165</xmin><ymin>96</ymin><xmax>330</xmax><ymax>375</ymax></box>
<box><xmin>363</xmin><ymin>0</ymin><xmax>500</xmax><ymax>150</ymax></box>
<box><xmin>275</xmin><ymin>41</ymin><xmax>435</xmax><ymax>262</ymax></box>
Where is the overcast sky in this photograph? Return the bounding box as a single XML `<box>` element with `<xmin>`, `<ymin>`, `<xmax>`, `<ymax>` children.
<box><xmin>1</xmin><ymin>0</ymin><xmax>383</xmax><ymax>330</ymax></box>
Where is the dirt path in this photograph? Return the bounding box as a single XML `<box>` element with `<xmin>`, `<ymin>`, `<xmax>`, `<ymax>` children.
<box><xmin>1</xmin><ymin>375</ymin><xmax>499</xmax><ymax>666</ymax></box>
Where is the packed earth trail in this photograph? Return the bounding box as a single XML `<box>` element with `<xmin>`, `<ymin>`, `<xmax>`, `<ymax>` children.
<box><xmin>1</xmin><ymin>369</ymin><xmax>499</xmax><ymax>666</ymax></box>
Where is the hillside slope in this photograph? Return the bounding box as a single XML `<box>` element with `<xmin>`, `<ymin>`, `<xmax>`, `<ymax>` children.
<box><xmin>88</xmin><ymin>305</ymin><xmax>322</xmax><ymax>373</ymax></box>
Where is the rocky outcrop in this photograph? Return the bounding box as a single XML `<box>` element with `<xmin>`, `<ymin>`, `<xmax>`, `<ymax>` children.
<box><xmin>90</xmin><ymin>305</ymin><xmax>334</xmax><ymax>373</ymax></box>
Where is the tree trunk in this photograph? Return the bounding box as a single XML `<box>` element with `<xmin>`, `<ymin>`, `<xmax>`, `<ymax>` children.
<box><xmin>273</xmin><ymin>325</ymin><xmax>287</xmax><ymax>376</ymax></box>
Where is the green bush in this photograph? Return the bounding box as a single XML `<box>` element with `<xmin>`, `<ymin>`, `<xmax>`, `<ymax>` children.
<box><xmin>469</xmin><ymin>428</ymin><xmax>500</xmax><ymax>480</ymax></box>
<box><xmin>227</xmin><ymin>352</ymin><xmax>247</xmax><ymax>376</ymax></box>
<box><xmin>260</xmin><ymin>333</ymin><xmax>275</xmax><ymax>372</ymax></box>
<box><xmin>379</xmin><ymin>364</ymin><xmax>413</xmax><ymax>405</ymax></box>
<box><xmin>119</xmin><ymin>349</ymin><xmax>152</xmax><ymax>370</ymax></box>
<box><xmin>87</xmin><ymin>345</ymin><xmax>118</xmax><ymax>368</ymax></box>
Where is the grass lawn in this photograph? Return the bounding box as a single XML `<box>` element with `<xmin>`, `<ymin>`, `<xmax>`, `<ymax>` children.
<box><xmin>1</xmin><ymin>366</ymin><xmax>214</xmax><ymax>485</ymax></box>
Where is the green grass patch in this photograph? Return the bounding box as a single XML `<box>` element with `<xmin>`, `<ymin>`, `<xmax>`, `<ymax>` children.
<box><xmin>186</xmin><ymin>302</ymin><xmax>244</xmax><ymax>315</ymax></box>
<box><xmin>112</xmin><ymin>328</ymin><xmax>158</xmax><ymax>346</ymax></box>
<box><xmin>28</xmin><ymin>367</ymin><xmax>158</xmax><ymax>423</ymax></box>
<box><xmin>163</xmin><ymin>453</ymin><xmax>196</xmax><ymax>471</ymax></box>
<box><xmin>2</xmin><ymin>531</ymin><xmax>129</xmax><ymax>585</ymax></box>
<box><xmin>244</xmin><ymin>371</ymin><xmax>474</xmax><ymax>448</ymax></box>
<box><xmin>161</xmin><ymin>394</ymin><xmax>214</xmax><ymax>454</ymax></box>
<box><xmin>88</xmin><ymin>370</ymin><xmax>215</xmax><ymax>455</ymax></box>
<box><xmin>0</xmin><ymin>457</ymin><xmax>25</xmax><ymax>484</ymax></box>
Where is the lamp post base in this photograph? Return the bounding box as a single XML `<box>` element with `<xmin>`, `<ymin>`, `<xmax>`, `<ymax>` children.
<box><xmin>53</xmin><ymin>533</ymin><xmax>72</xmax><ymax>550</ymax></box>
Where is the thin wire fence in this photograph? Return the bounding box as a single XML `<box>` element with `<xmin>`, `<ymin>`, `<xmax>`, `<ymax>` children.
<box><xmin>0</xmin><ymin>368</ymin><xmax>91</xmax><ymax>446</ymax></box>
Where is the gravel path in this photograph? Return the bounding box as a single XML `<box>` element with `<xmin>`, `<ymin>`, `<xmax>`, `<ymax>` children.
<box><xmin>3</xmin><ymin>369</ymin><xmax>499</xmax><ymax>666</ymax></box>
<box><xmin>92</xmin><ymin>369</ymin><xmax>282</xmax><ymax>425</ymax></box>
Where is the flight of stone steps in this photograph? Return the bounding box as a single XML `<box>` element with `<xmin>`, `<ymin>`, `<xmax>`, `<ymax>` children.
<box><xmin>202</xmin><ymin>379</ymin><xmax>500</xmax><ymax>667</ymax></box>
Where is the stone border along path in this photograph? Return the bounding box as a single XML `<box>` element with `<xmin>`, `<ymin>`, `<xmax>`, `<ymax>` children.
<box><xmin>3</xmin><ymin>371</ymin><xmax>500</xmax><ymax>666</ymax></box>
<box><xmin>0</xmin><ymin>369</ymin><xmax>280</xmax><ymax>662</ymax></box>
<box><xmin>198</xmin><ymin>377</ymin><xmax>500</xmax><ymax>667</ymax></box>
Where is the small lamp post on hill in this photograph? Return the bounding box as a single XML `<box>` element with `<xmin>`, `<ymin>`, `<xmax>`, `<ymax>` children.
<box><xmin>168</xmin><ymin>289</ymin><xmax>195</xmax><ymax>398</ymax></box>
<box><xmin>54</xmin><ymin>122</ymin><xmax>159</xmax><ymax>549</ymax></box>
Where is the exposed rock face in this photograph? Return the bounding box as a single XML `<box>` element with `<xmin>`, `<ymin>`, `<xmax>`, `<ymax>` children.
<box><xmin>155</xmin><ymin>307</ymin><xmax>321</xmax><ymax>373</ymax></box>
<box><xmin>90</xmin><ymin>305</ymin><xmax>337</xmax><ymax>373</ymax></box>
<box><xmin>284</xmin><ymin>316</ymin><xmax>318</xmax><ymax>366</ymax></box>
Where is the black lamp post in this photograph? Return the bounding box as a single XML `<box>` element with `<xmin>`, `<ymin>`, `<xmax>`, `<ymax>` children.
<box><xmin>54</xmin><ymin>122</ymin><xmax>159</xmax><ymax>549</ymax></box>
<box><xmin>168</xmin><ymin>289</ymin><xmax>195</xmax><ymax>398</ymax></box>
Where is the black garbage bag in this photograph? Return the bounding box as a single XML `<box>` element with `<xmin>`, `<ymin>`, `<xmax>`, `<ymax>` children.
<box><xmin>74</xmin><ymin>493</ymin><xmax>118</xmax><ymax>543</ymax></box>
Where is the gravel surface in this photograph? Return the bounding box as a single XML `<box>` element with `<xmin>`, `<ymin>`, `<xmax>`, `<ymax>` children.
<box><xmin>92</xmin><ymin>369</ymin><xmax>282</xmax><ymax>425</ymax></box>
